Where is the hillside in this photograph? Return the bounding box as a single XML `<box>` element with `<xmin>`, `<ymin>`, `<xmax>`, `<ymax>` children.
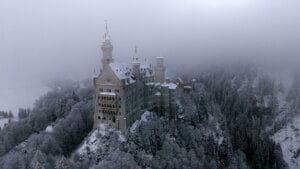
<box><xmin>0</xmin><ymin>65</ymin><xmax>298</xmax><ymax>169</ymax></box>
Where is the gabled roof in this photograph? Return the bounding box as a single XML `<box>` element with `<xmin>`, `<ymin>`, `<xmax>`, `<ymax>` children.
<box><xmin>109</xmin><ymin>60</ymin><xmax>154</xmax><ymax>85</ymax></box>
<box><xmin>109</xmin><ymin>62</ymin><xmax>136</xmax><ymax>85</ymax></box>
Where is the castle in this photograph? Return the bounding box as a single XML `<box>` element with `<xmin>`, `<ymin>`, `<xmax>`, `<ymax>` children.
<box><xmin>93</xmin><ymin>23</ymin><xmax>177</xmax><ymax>131</ymax></box>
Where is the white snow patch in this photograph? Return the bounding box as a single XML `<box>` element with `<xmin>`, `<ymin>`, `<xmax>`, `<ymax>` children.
<box><xmin>146</xmin><ymin>82</ymin><xmax>154</xmax><ymax>86</ymax></box>
<box><xmin>118</xmin><ymin>133</ymin><xmax>126</xmax><ymax>142</ymax></box>
<box><xmin>0</xmin><ymin>118</ymin><xmax>10</xmax><ymax>129</ymax></box>
<box><xmin>45</xmin><ymin>125</ymin><xmax>53</xmax><ymax>133</ymax></box>
<box><xmin>141</xmin><ymin>111</ymin><xmax>153</xmax><ymax>122</ymax></box>
<box><xmin>178</xmin><ymin>115</ymin><xmax>184</xmax><ymax>119</ymax></box>
<box><xmin>217</xmin><ymin>136</ymin><xmax>224</xmax><ymax>146</ymax></box>
<box><xmin>76</xmin><ymin>124</ymin><xmax>125</xmax><ymax>155</ymax></box>
<box><xmin>130</xmin><ymin>111</ymin><xmax>154</xmax><ymax>133</ymax></box>
<box><xmin>109</xmin><ymin>62</ymin><xmax>136</xmax><ymax>85</ymax></box>
<box><xmin>99</xmin><ymin>92</ymin><xmax>116</xmax><ymax>96</ymax></box>
<box><xmin>130</xmin><ymin>121</ymin><xmax>141</xmax><ymax>133</ymax></box>
<box><xmin>161</xmin><ymin>82</ymin><xmax>177</xmax><ymax>90</ymax></box>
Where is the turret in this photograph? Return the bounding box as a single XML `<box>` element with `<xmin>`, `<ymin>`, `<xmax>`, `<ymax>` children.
<box><xmin>101</xmin><ymin>20</ymin><xmax>114</xmax><ymax>69</ymax></box>
<box><xmin>154</xmin><ymin>56</ymin><xmax>166</xmax><ymax>83</ymax></box>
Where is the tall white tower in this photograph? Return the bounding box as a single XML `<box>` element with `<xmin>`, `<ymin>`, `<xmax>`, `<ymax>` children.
<box><xmin>101</xmin><ymin>20</ymin><xmax>114</xmax><ymax>69</ymax></box>
<box><xmin>154</xmin><ymin>57</ymin><xmax>166</xmax><ymax>83</ymax></box>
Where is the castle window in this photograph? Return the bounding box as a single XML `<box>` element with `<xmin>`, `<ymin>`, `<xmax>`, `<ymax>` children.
<box><xmin>112</xmin><ymin>116</ymin><xmax>116</xmax><ymax>123</ymax></box>
<box><xmin>107</xmin><ymin>89</ymin><xmax>111</xmax><ymax>92</ymax></box>
<box><xmin>99</xmin><ymin>88</ymin><xmax>103</xmax><ymax>92</ymax></box>
<box><xmin>98</xmin><ymin>116</ymin><xmax>101</xmax><ymax>119</ymax></box>
<box><xmin>103</xmin><ymin>117</ymin><xmax>106</xmax><ymax>120</ymax></box>
<box><xmin>115</xmin><ymin>89</ymin><xmax>119</xmax><ymax>93</ymax></box>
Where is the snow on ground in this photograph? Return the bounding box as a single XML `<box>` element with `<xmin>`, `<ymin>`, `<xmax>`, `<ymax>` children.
<box><xmin>272</xmin><ymin>114</ymin><xmax>300</xmax><ymax>169</ymax></box>
<box><xmin>0</xmin><ymin>118</ymin><xmax>17</xmax><ymax>129</ymax></box>
<box><xmin>0</xmin><ymin>118</ymin><xmax>9</xmax><ymax>129</ymax></box>
<box><xmin>76</xmin><ymin>124</ymin><xmax>125</xmax><ymax>155</ymax></box>
<box><xmin>45</xmin><ymin>125</ymin><xmax>54</xmax><ymax>133</ymax></box>
<box><xmin>130</xmin><ymin>111</ymin><xmax>154</xmax><ymax>133</ymax></box>
<box><xmin>141</xmin><ymin>111</ymin><xmax>153</xmax><ymax>122</ymax></box>
<box><xmin>76</xmin><ymin>111</ymin><xmax>154</xmax><ymax>161</ymax></box>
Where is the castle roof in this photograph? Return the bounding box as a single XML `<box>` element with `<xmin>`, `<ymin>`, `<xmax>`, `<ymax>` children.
<box><xmin>109</xmin><ymin>61</ymin><xmax>154</xmax><ymax>85</ymax></box>
<box><xmin>161</xmin><ymin>82</ymin><xmax>177</xmax><ymax>90</ymax></box>
<box><xmin>109</xmin><ymin>62</ymin><xmax>136</xmax><ymax>85</ymax></box>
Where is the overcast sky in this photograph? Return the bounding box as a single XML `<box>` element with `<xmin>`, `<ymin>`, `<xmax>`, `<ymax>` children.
<box><xmin>0</xmin><ymin>0</ymin><xmax>300</xmax><ymax>113</ymax></box>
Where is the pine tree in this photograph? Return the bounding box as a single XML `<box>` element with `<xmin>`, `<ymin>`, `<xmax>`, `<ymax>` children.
<box><xmin>32</xmin><ymin>162</ymin><xmax>45</xmax><ymax>169</ymax></box>
<box><xmin>31</xmin><ymin>150</ymin><xmax>46</xmax><ymax>169</ymax></box>
<box><xmin>55</xmin><ymin>156</ymin><xmax>68</xmax><ymax>169</ymax></box>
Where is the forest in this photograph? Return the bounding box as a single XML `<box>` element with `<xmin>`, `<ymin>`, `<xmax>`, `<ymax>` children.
<box><xmin>0</xmin><ymin>64</ymin><xmax>299</xmax><ymax>169</ymax></box>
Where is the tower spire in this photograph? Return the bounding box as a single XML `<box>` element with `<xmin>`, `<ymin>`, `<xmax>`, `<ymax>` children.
<box><xmin>103</xmin><ymin>19</ymin><xmax>110</xmax><ymax>41</ymax></box>
<box><xmin>101</xmin><ymin>20</ymin><xmax>113</xmax><ymax>66</ymax></box>
<box><xmin>132</xmin><ymin>45</ymin><xmax>141</xmax><ymax>79</ymax></box>
<box><xmin>134</xmin><ymin>45</ymin><xmax>138</xmax><ymax>55</ymax></box>
<box><xmin>133</xmin><ymin>45</ymin><xmax>140</xmax><ymax>64</ymax></box>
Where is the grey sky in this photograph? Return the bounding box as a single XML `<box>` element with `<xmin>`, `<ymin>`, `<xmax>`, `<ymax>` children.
<box><xmin>0</xmin><ymin>0</ymin><xmax>300</xmax><ymax>112</ymax></box>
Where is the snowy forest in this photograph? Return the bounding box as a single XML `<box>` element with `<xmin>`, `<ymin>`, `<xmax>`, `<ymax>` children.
<box><xmin>0</xmin><ymin>64</ymin><xmax>299</xmax><ymax>169</ymax></box>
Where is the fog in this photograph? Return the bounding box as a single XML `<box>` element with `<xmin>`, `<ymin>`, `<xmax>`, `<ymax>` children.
<box><xmin>0</xmin><ymin>0</ymin><xmax>300</xmax><ymax>113</ymax></box>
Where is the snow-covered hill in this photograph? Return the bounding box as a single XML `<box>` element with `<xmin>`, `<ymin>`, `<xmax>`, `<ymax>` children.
<box><xmin>272</xmin><ymin>114</ymin><xmax>300</xmax><ymax>169</ymax></box>
<box><xmin>76</xmin><ymin>124</ymin><xmax>125</xmax><ymax>157</ymax></box>
<box><xmin>76</xmin><ymin>111</ymin><xmax>155</xmax><ymax>157</ymax></box>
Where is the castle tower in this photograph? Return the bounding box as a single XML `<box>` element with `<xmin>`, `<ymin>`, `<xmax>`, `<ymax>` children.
<box><xmin>154</xmin><ymin>57</ymin><xmax>166</xmax><ymax>83</ymax></box>
<box><xmin>101</xmin><ymin>20</ymin><xmax>114</xmax><ymax>69</ymax></box>
<box><xmin>132</xmin><ymin>46</ymin><xmax>141</xmax><ymax>79</ymax></box>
